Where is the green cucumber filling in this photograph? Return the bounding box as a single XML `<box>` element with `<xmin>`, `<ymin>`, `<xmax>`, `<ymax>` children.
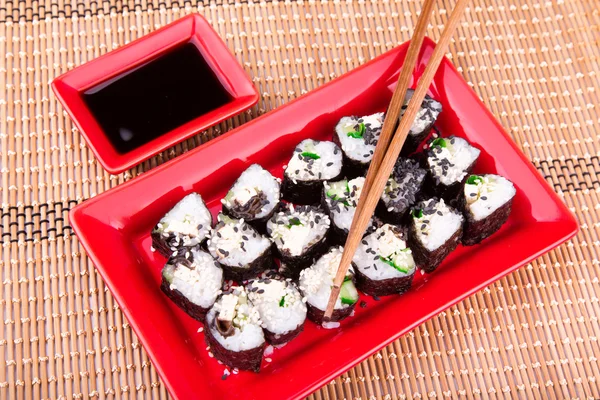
<box><xmin>340</xmin><ymin>279</ymin><xmax>359</xmax><ymax>305</ymax></box>
<box><xmin>326</xmin><ymin>180</ymin><xmax>350</xmax><ymax>206</ymax></box>
<box><xmin>347</xmin><ymin>122</ymin><xmax>366</xmax><ymax>139</ymax></box>
<box><xmin>287</xmin><ymin>217</ymin><xmax>303</xmax><ymax>228</ymax></box>
<box><xmin>431</xmin><ymin>138</ymin><xmax>447</xmax><ymax>148</ymax></box>
<box><xmin>467</xmin><ymin>175</ymin><xmax>483</xmax><ymax>185</ymax></box>
<box><xmin>412</xmin><ymin>209</ymin><xmax>423</xmax><ymax>219</ymax></box>
<box><xmin>301</xmin><ymin>151</ymin><xmax>320</xmax><ymax>160</ymax></box>
<box><xmin>279</xmin><ymin>296</ymin><xmax>286</xmax><ymax>307</ymax></box>
<box><xmin>378</xmin><ymin>254</ymin><xmax>411</xmax><ymax>273</ymax></box>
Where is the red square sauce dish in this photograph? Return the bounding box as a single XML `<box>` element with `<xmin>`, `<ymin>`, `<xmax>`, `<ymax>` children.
<box><xmin>52</xmin><ymin>14</ymin><xmax>259</xmax><ymax>174</ymax></box>
<box><xmin>70</xmin><ymin>37</ymin><xmax>578</xmax><ymax>399</ymax></box>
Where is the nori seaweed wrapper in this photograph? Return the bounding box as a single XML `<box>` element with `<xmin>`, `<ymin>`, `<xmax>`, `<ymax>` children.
<box><xmin>204</xmin><ymin>320</ymin><xmax>265</xmax><ymax>372</ymax></box>
<box><xmin>222</xmin><ymin>201</ymin><xmax>281</xmax><ymax>234</ymax></box>
<box><xmin>306</xmin><ymin>303</ymin><xmax>355</xmax><ymax>324</ymax></box>
<box><xmin>160</xmin><ymin>277</ymin><xmax>210</xmax><ymax>323</ymax></box>
<box><xmin>264</xmin><ymin>322</ymin><xmax>305</xmax><ymax>346</ymax></box>
<box><xmin>281</xmin><ymin>169</ymin><xmax>343</xmax><ymax>205</ymax></box>
<box><xmin>459</xmin><ymin>195</ymin><xmax>514</xmax><ymax>246</ymax></box>
<box><xmin>422</xmin><ymin>156</ymin><xmax>478</xmax><ymax>206</ymax></box>
<box><xmin>332</xmin><ymin>131</ymin><xmax>369</xmax><ymax>178</ymax></box>
<box><xmin>399</xmin><ymin>89</ymin><xmax>442</xmax><ymax>156</ymax></box>
<box><xmin>408</xmin><ymin>222</ymin><xmax>462</xmax><ymax>273</ymax></box>
<box><xmin>150</xmin><ymin>230</ymin><xmax>205</xmax><ymax>259</ymax></box>
<box><xmin>354</xmin><ymin>266</ymin><xmax>415</xmax><ymax>297</ymax></box>
<box><xmin>275</xmin><ymin>234</ymin><xmax>330</xmax><ymax>280</ymax></box>
<box><xmin>219</xmin><ymin>246</ymin><xmax>276</xmax><ymax>283</ymax></box>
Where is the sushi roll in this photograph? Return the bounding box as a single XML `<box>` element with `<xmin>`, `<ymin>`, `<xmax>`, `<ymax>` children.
<box><xmin>333</xmin><ymin>112</ymin><xmax>384</xmax><ymax>177</ymax></box>
<box><xmin>160</xmin><ymin>249</ymin><xmax>223</xmax><ymax>322</ymax></box>
<box><xmin>205</xmin><ymin>287</ymin><xmax>265</xmax><ymax>372</ymax></box>
<box><xmin>423</xmin><ymin>136</ymin><xmax>481</xmax><ymax>202</ymax></box>
<box><xmin>353</xmin><ymin>224</ymin><xmax>416</xmax><ymax>296</ymax></box>
<box><xmin>266</xmin><ymin>204</ymin><xmax>331</xmax><ymax>280</ymax></box>
<box><xmin>376</xmin><ymin>158</ymin><xmax>427</xmax><ymax>225</ymax></box>
<box><xmin>322</xmin><ymin>176</ymin><xmax>374</xmax><ymax>244</ymax></box>
<box><xmin>151</xmin><ymin>193</ymin><xmax>212</xmax><ymax>258</ymax></box>
<box><xmin>281</xmin><ymin>139</ymin><xmax>343</xmax><ymax>205</ymax></box>
<box><xmin>399</xmin><ymin>89</ymin><xmax>443</xmax><ymax>156</ymax></box>
<box><xmin>246</xmin><ymin>277</ymin><xmax>307</xmax><ymax>345</ymax></box>
<box><xmin>221</xmin><ymin>164</ymin><xmax>281</xmax><ymax>232</ymax></box>
<box><xmin>208</xmin><ymin>214</ymin><xmax>274</xmax><ymax>282</ymax></box>
<box><xmin>408</xmin><ymin>198</ymin><xmax>464</xmax><ymax>273</ymax></box>
<box><xmin>460</xmin><ymin>174</ymin><xmax>516</xmax><ymax>245</ymax></box>
<box><xmin>298</xmin><ymin>247</ymin><xmax>359</xmax><ymax>324</ymax></box>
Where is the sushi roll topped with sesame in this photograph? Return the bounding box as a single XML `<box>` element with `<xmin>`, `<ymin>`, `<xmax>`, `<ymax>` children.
<box><xmin>353</xmin><ymin>224</ymin><xmax>416</xmax><ymax>296</ymax></box>
<box><xmin>424</xmin><ymin>136</ymin><xmax>480</xmax><ymax>201</ymax></box>
<box><xmin>267</xmin><ymin>204</ymin><xmax>331</xmax><ymax>279</ymax></box>
<box><xmin>400</xmin><ymin>89</ymin><xmax>443</xmax><ymax>156</ymax></box>
<box><xmin>408</xmin><ymin>198</ymin><xmax>464</xmax><ymax>273</ymax></box>
<box><xmin>460</xmin><ymin>174</ymin><xmax>516</xmax><ymax>245</ymax></box>
<box><xmin>322</xmin><ymin>176</ymin><xmax>374</xmax><ymax>244</ymax></box>
<box><xmin>377</xmin><ymin>158</ymin><xmax>427</xmax><ymax>225</ymax></box>
<box><xmin>205</xmin><ymin>287</ymin><xmax>265</xmax><ymax>372</ymax></box>
<box><xmin>246</xmin><ymin>277</ymin><xmax>307</xmax><ymax>345</ymax></box>
<box><xmin>299</xmin><ymin>247</ymin><xmax>359</xmax><ymax>325</ymax></box>
<box><xmin>221</xmin><ymin>164</ymin><xmax>281</xmax><ymax>231</ymax></box>
<box><xmin>281</xmin><ymin>139</ymin><xmax>343</xmax><ymax>205</ymax></box>
<box><xmin>208</xmin><ymin>214</ymin><xmax>274</xmax><ymax>283</ymax></box>
<box><xmin>161</xmin><ymin>249</ymin><xmax>223</xmax><ymax>322</ymax></box>
<box><xmin>151</xmin><ymin>193</ymin><xmax>212</xmax><ymax>258</ymax></box>
<box><xmin>333</xmin><ymin>112</ymin><xmax>384</xmax><ymax>177</ymax></box>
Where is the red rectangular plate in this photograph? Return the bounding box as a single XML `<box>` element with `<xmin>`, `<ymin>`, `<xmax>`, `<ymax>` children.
<box><xmin>70</xmin><ymin>38</ymin><xmax>578</xmax><ymax>400</ymax></box>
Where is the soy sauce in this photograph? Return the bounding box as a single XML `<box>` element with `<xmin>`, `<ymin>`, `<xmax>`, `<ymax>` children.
<box><xmin>83</xmin><ymin>42</ymin><xmax>232</xmax><ymax>154</ymax></box>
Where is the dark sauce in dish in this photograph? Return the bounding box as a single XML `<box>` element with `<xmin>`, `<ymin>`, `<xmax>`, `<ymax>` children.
<box><xmin>83</xmin><ymin>42</ymin><xmax>232</xmax><ymax>154</ymax></box>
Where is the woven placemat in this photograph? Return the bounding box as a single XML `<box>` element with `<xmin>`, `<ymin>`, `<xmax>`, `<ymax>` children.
<box><xmin>1</xmin><ymin>0</ymin><xmax>599</xmax><ymax>399</ymax></box>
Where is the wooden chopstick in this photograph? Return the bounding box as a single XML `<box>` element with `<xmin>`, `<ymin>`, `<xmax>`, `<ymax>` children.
<box><xmin>324</xmin><ymin>0</ymin><xmax>471</xmax><ymax>319</ymax></box>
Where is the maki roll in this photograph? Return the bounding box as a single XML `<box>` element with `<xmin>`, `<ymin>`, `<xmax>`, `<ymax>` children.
<box><xmin>333</xmin><ymin>112</ymin><xmax>384</xmax><ymax>177</ymax></box>
<box><xmin>221</xmin><ymin>164</ymin><xmax>281</xmax><ymax>232</ymax></box>
<box><xmin>151</xmin><ymin>193</ymin><xmax>212</xmax><ymax>258</ymax></box>
<box><xmin>399</xmin><ymin>89</ymin><xmax>443</xmax><ymax>156</ymax></box>
<box><xmin>353</xmin><ymin>224</ymin><xmax>416</xmax><ymax>296</ymax></box>
<box><xmin>281</xmin><ymin>139</ymin><xmax>343</xmax><ymax>205</ymax></box>
<box><xmin>205</xmin><ymin>287</ymin><xmax>265</xmax><ymax>372</ymax></box>
<box><xmin>246</xmin><ymin>277</ymin><xmax>307</xmax><ymax>345</ymax></box>
<box><xmin>423</xmin><ymin>136</ymin><xmax>481</xmax><ymax>202</ymax></box>
<box><xmin>460</xmin><ymin>174</ymin><xmax>516</xmax><ymax>245</ymax></box>
<box><xmin>376</xmin><ymin>158</ymin><xmax>427</xmax><ymax>225</ymax></box>
<box><xmin>208</xmin><ymin>214</ymin><xmax>274</xmax><ymax>282</ymax></box>
<box><xmin>322</xmin><ymin>177</ymin><xmax>374</xmax><ymax>244</ymax></box>
<box><xmin>299</xmin><ymin>247</ymin><xmax>359</xmax><ymax>324</ymax></box>
<box><xmin>266</xmin><ymin>204</ymin><xmax>331</xmax><ymax>279</ymax></box>
<box><xmin>161</xmin><ymin>249</ymin><xmax>223</xmax><ymax>322</ymax></box>
<box><xmin>408</xmin><ymin>198</ymin><xmax>464</xmax><ymax>273</ymax></box>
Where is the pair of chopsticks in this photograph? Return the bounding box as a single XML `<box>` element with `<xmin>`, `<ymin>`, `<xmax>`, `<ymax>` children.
<box><xmin>324</xmin><ymin>0</ymin><xmax>470</xmax><ymax>319</ymax></box>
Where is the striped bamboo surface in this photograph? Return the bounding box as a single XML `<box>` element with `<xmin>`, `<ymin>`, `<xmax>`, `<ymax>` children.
<box><xmin>1</xmin><ymin>0</ymin><xmax>599</xmax><ymax>399</ymax></box>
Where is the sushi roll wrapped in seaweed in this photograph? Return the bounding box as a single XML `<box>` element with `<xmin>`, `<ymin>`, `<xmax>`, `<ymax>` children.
<box><xmin>208</xmin><ymin>214</ymin><xmax>274</xmax><ymax>282</ymax></box>
<box><xmin>353</xmin><ymin>224</ymin><xmax>417</xmax><ymax>296</ymax></box>
<box><xmin>408</xmin><ymin>198</ymin><xmax>464</xmax><ymax>273</ymax></box>
<box><xmin>376</xmin><ymin>158</ymin><xmax>427</xmax><ymax>225</ymax></box>
<box><xmin>246</xmin><ymin>277</ymin><xmax>307</xmax><ymax>345</ymax></box>
<box><xmin>460</xmin><ymin>174</ymin><xmax>516</xmax><ymax>245</ymax></box>
<box><xmin>322</xmin><ymin>177</ymin><xmax>375</xmax><ymax>245</ymax></box>
<box><xmin>151</xmin><ymin>193</ymin><xmax>212</xmax><ymax>258</ymax></box>
<box><xmin>333</xmin><ymin>112</ymin><xmax>384</xmax><ymax>177</ymax></box>
<box><xmin>399</xmin><ymin>89</ymin><xmax>443</xmax><ymax>156</ymax></box>
<box><xmin>422</xmin><ymin>136</ymin><xmax>480</xmax><ymax>202</ymax></box>
<box><xmin>205</xmin><ymin>287</ymin><xmax>265</xmax><ymax>372</ymax></box>
<box><xmin>266</xmin><ymin>204</ymin><xmax>331</xmax><ymax>280</ymax></box>
<box><xmin>299</xmin><ymin>247</ymin><xmax>359</xmax><ymax>324</ymax></box>
<box><xmin>221</xmin><ymin>164</ymin><xmax>281</xmax><ymax>232</ymax></box>
<box><xmin>160</xmin><ymin>249</ymin><xmax>223</xmax><ymax>322</ymax></box>
<box><xmin>281</xmin><ymin>139</ymin><xmax>343</xmax><ymax>205</ymax></box>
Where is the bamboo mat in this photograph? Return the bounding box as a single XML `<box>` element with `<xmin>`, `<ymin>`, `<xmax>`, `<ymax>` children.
<box><xmin>1</xmin><ymin>0</ymin><xmax>599</xmax><ymax>399</ymax></box>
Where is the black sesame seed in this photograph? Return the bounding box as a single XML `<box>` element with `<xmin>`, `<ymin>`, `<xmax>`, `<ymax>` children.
<box><xmin>373</xmin><ymin>296</ymin><xmax>380</xmax><ymax>301</ymax></box>
<box><xmin>481</xmin><ymin>196</ymin><xmax>488</xmax><ymax>200</ymax></box>
<box><xmin>257</xmin><ymin>289</ymin><xmax>265</xmax><ymax>294</ymax></box>
<box><xmin>360</xmin><ymin>301</ymin><xmax>367</xmax><ymax>308</ymax></box>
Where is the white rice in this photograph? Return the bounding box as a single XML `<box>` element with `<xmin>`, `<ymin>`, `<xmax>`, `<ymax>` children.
<box><xmin>222</xmin><ymin>164</ymin><xmax>280</xmax><ymax>219</ymax></box>
<box><xmin>400</xmin><ymin>90</ymin><xmax>443</xmax><ymax>136</ymax></box>
<box><xmin>427</xmin><ymin>136</ymin><xmax>481</xmax><ymax>186</ymax></box>
<box><xmin>464</xmin><ymin>174</ymin><xmax>516</xmax><ymax>221</ymax></box>
<box><xmin>413</xmin><ymin>198</ymin><xmax>464</xmax><ymax>251</ymax></box>
<box><xmin>208</xmin><ymin>214</ymin><xmax>271</xmax><ymax>267</ymax></box>
<box><xmin>335</xmin><ymin>112</ymin><xmax>384</xmax><ymax>162</ymax></box>
<box><xmin>324</xmin><ymin>177</ymin><xmax>373</xmax><ymax>232</ymax></box>
<box><xmin>206</xmin><ymin>287</ymin><xmax>265</xmax><ymax>352</ymax></box>
<box><xmin>247</xmin><ymin>279</ymin><xmax>307</xmax><ymax>335</ymax></box>
<box><xmin>354</xmin><ymin>224</ymin><xmax>416</xmax><ymax>280</ymax></box>
<box><xmin>162</xmin><ymin>249</ymin><xmax>223</xmax><ymax>308</ymax></box>
<box><xmin>298</xmin><ymin>247</ymin><xmax>354</xmax><ymax>311</ymax></box>
<box><xmin>285</xmin><ymin>139</ymin><xmax>343</xmax><ymax>182</ymax></box>
<box><xmin>267</xmin><ymin>204</ymin><xmax>330</xmax><ymax>257</ymax></box>
<box><xmin>154</xmin><ymin>193</ymin><xmax>212</xmax><ymax>246</ymax></box>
